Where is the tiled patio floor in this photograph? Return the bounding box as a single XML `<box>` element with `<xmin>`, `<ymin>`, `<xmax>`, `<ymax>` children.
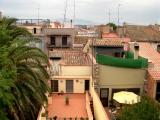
<box><xmin>48</xmin><ymin>93</ymin><xmax>88</xmax><ymax>118</ymax></box>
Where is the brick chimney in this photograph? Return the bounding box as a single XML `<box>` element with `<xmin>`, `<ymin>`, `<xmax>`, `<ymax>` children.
<box><xmin>133</xmin><ymin>42</ymin><xmax>139</xmax><ymax>59</ymax></box>
<box><xmin>129</xmin><ymin>42</ymin><xmax>139</xmax><ymax>59</ymax></box>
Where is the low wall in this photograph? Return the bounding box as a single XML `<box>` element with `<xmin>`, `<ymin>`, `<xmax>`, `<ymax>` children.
<box><xmin>92</xmin><ymin>90</ymin><xmax>110</xmax><ymax>120</ymax></box>
<box><xmin>37</xmin><ymin>106</ymin><xmax>46</xmax><ymax>120</ymax></box>
<box><xmin>86</xmin><ymin>92</ymin><xmax>93</xmax><ymax>120</ymax></box>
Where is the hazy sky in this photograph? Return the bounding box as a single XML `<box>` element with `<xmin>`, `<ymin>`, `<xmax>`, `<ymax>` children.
<box><xmin>0</xmin><ymin>0</ymin><xmax>160</xmax><ymax>25</ymax></box>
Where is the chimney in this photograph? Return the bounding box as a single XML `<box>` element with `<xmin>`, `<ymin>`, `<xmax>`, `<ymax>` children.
<box><xmin>70</xmin><ymin>19</ymin><xmax>73</xmax><ymax>28</ymax></box>
<box><xmin>133</xmin><ymin>42</ymin><xmax>139</xmax><ymax>59</ymax></box>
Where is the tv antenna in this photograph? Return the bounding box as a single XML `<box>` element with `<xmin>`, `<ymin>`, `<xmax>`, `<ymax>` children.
<box><xmin>117</xmin><ymin>4</ymin><xmax>121</xmax><ymax>27</ymax></box>
<box><xmin>108</xmin><ymin>9</ymin><xmax>111</xmax><ymax>23</ymax></box>
<box><xmin>38</xmin><ymin>4</ymin><xmax>40</xmax><ymax>25</ymax></box>
<box><xmin>63</xmin><ymin>0</ymin><xmax>68</xmax><ymax>27</ymax></box>
<box><xmin>73</xmin><ymin>0</ymin><xmax>76</xmax><ymax>25</ymax></box>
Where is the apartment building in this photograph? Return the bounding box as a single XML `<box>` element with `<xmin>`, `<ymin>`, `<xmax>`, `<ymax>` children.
<box><xmin>49</xmin><ymin>49</ymin><xmax>92</xmax><ymax>93</ymax></box>
<box><xmin>16</xmin><ymin>19</ymin><xmax>50</xmax><ymax>51</ymax></box>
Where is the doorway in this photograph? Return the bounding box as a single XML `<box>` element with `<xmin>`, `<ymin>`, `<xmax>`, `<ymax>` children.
<box><xmin>51</xmin><ymin>80</ymin><xmax>58</xmax><ymax>92</ymax></box>
<box><xmin>85</xmin><ymin>80</ymin><xmax>90</xmax><ymax>91</ymax></box>
<box><xmin>100</xmin><ymin>88</ymin><xmax>109</xmax><ymax>107</ymax></box>
<box><xmin>66</xmin><ymin>80</ymin><xmax>73</xmax><ymax>93</ymax></box>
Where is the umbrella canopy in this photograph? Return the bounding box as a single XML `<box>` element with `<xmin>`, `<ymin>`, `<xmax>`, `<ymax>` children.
<box><xmin>113</xmin><ymin>91</ymin><xmax>140</xmax><ymax>104</ymax></box>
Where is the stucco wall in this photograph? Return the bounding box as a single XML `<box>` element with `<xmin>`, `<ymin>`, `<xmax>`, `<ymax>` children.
<box><xmin>99</xmin><ymin>65</ymin><xmax>146</xmax><ymax>86</ymax></box>
<box><xmin>98</xmin><ymin>65</ymin><xmax>146</xmax><ymax>103</ymax></box>
<box><xmin>46</xmin><ymin>35</ymin><xmax>72</xmax><ymax>48</ymax></box>
<box><xmin>52</xmin><ymin>78</ymin><xmax>89</xmax><ymax>93</ymax></box>
<box><xmin>147</xmin><ymin>74</ymin><xmax>156</xmax><ymax>98</ymax></box>
<box><xmin>92</xmin><ymin>90</ymin><xmax>109</xmax><ymax>120</ymax></box>
<box><xmin>74</xmin><ymin>79</ymin><xmax>85</xmax><ymax>93</ymax></box>
<box><xmin>61</xmin><ymin>66</ymin><xmax>92</xmax><ymax>76</ymax></box>
<box><xmin>21</xmin><ymin>25</ymin><xmax>43</xmax><ymax>35</ymax></box>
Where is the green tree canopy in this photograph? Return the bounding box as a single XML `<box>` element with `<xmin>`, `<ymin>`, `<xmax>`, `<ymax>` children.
<box><xmin>118</xmin><ymin>95</ymin><xmax>160</xmax><ymax>120</ymax></box>
<box><xmin>107</xmin><ymin>23</ymin><xmax>117</xmax><ymax>31</ymax></box>
<box><xmin>0</xmin><ymin>17</ymin><xmax>50</xmax><ymax>120</ymax></box>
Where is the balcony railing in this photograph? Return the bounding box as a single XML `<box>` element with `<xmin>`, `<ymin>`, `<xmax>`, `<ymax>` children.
<box><xmin>96</xmin><ymin>53</ymin><xmax>148</xmax><ymax>69</ymax></box>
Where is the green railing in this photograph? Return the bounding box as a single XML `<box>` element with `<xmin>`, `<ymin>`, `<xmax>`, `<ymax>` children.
<box><xmin>96</xmin><ymin>53</ymin><xmax>148</xmax><ymax>69</ymax></box>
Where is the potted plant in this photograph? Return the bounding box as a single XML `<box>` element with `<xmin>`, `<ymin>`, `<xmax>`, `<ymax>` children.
<box><xmin>80</xmin><ymin>117</ymin><xmax>84</xmax><ymax>120</ymax></box>
<box><xmin>41</xmin><ymin>112</ymin><xmax>46</xmax><ymax>117</ymax></box>
<box><xmin>53</xmin><ymin>116</ymin><xmax>57</xmax><ymax>120</ymax></box>
<box><xmin>65</xmin><ymin>95</ymin><xmax>69</xmax><ymax>105</ymax></box>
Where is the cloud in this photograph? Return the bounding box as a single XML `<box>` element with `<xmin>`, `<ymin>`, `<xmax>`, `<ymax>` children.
<box><xmin>0</xmin><ymin>0</ymin><xmax>160</xmax><ymax>25</ymax></box>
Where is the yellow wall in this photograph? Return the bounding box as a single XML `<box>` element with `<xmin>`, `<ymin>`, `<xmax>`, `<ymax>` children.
<box><xmin>20</xmin><ymin>25</ymin><xmax>43</xmax><ymax>35</ymax></box>
<box><xmin>51</xmin><ymin>65</ymin><xmax>92</xmax><ymax>93</ymax></box>
<box><xmin>92</xmin><ymin>89</ymin><xmax>109</xmax><ymax>120</ymax></box>
<box><xmin>74</xmin><ymin>79</ymin><xmax>85</xmax><ymax>93</ymax></box>
<box><xmin>58</xmin><ymin>79</ymin><xmax>66</xmax><ymax>93</ymax></box>
<box><xmin>98</xmin><ymin>65</ymin><xmax>146</xmax><ymax>103</ymax></box>
<box><xmin>51</xmin><ymin>78</ymin><xmax>91</xmax><ymax>93</ymax></box>
<box><xmin>61</xmin><ymin>66</ymin><xmax>91</xmax><ymax>76</ymax></box>
<box><xmin>99</xmin><ymin>65</ymin><xmax>146</xmax><ymax>86</ymax></box>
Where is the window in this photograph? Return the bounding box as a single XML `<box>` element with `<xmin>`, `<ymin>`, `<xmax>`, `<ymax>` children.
<box><xmin>157</xmin><ymin>45</ymin><xmax>160</xmax><ymax>53</ymax></box>
<box><xmin>62</xmin><ymin>36</ymin><xmax>67</xmax><ymax>46</ymax></box>
<box><xmin>114</xmin><ymin>52</ymin><xmax>121</xmax><ymax>57</ymax></box>
<box><xmin>100</xmin><ymin>88</ymin><xmax>109</xmax><ymax>107</ymax></box>
<box><xmin>50</xmin><ymin>36</ymin><xmax>55</xmax><ymax>45</ymax></box>
<box><xmin>33</xmin><ymin>28</ymin><xmax>36</xmax><ymax>34</ymax></box>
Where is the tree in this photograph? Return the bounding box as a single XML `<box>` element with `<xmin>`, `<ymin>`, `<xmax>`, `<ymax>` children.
<box><xmin>118</xmin><ymin>95</ymin><xmax>160</xmax><ymax>120</ymax></box>
<box><xmin>107</xmin><ymin>23</ymin><xmax>117</xmax><ymax>32</ymax></box>
<box><xmin>0</xmin><ymin>17</ymin><xmax>50</xmax><ymax>120</ymax></box>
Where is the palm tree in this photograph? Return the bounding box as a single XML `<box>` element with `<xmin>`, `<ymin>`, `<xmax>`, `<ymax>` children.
<box><xmin>0</xmin><ymin>17</ymin><xmax>50</xmax><ymax>120</ymax></box>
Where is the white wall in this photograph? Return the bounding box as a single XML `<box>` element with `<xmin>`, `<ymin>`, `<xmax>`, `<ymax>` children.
<box><xmin>51</xmin><ymin>78</ymin><xmax>91</xmax><ymax>93</ymax></box>
<box><xmin>61</xmin><ymin>66</ymin><xmax>92</xmax><ymax>76</ymax></box>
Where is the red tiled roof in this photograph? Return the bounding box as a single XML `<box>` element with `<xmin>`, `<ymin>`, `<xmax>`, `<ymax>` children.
<box><xmin>49</xmin><ymin>49</ymin><xmax>91</xmax><ymax>65</ymax></box>
<box><xmin>124</xmin><ymin>25</ymin><xmax>160</xmax><ymax>42</ymax></box>
<box><xmin>88</xmin><ymin>38</ymin><xmax>130</xmax><ymax>51</ymax></box>
<box><xmin>139</xmin><ymin>42</ymin><xmax>160</xmax><ymax>80</ymax></box>
<box><xmin>89</xmin><ymin>39</ymin><xmax>127</xmax><ymax>47</ymax></box>
<box><xmin>102</xmin><ymin>33</ymin><xmax>119</xmax><ymax>38</ymax></box>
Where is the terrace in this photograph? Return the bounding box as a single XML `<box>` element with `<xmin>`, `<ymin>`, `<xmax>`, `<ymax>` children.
<box><xmin>47</xmin><ymin>93</ymin><xmax>93</xmax><ymax>120</ymax></box>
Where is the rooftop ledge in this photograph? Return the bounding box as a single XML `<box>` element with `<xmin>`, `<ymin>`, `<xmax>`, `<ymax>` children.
<box><xmin>96</xmin><ymin>52</ymin><xmax>148</xmax><ymax>69</ymax></box>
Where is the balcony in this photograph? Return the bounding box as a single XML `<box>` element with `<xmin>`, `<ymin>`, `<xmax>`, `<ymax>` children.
<box><xmin>96</xmin><ymin>52</ymin><xmax>148</xmax><ymax>69</ymax></box>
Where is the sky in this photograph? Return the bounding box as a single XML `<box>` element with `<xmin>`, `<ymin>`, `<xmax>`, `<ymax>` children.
<box><xmin>0</xmin><ymin>0</ymin><xmax>160</xmax><ymax>25</ymax></box>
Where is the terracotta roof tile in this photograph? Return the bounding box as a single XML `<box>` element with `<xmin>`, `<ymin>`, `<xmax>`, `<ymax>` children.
<box><xmin>49</xmin><ymin>49</ymin><xmax>91</xmax><ymax>65</ymax></box>
<box><xmin>89</xmin><ymin>38</ymin><xmax>128</xmax><ymax>47</ymax></box>
<box><xmin>125</xmin><ymin>25</ymin><xmax>160</xmax><ymax>42</ymax></box>
<box><xmin>139</xmin><ymin>42</ymin><xmax>160</xmax><ymax>80</ymax></box>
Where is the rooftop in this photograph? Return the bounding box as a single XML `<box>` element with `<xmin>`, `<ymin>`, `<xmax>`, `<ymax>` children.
<box><xmin>49</xmin><ymin>49</ymin><xmax>92</xmax><ymax>65</ymax></box>
<box><xmin>139</xmin><ymin>42</ymin><xmax>160</xmax><ymax>80</ymax></box>
<box><xmin>88</xmin><ymin>39</ymin><xmax>127</xmax><ymax>47</ymax></box>
<box><xmin>48</xmin><ymin>94</ymin><xmax>88</xmax><ymax>118</ymax></box>
<box><xmin>121</xmin><ymin>25</ymin><xmax>160</xmax><ymax>42</ymax></box>
<box><xmin>102</xmin><ymin>32</ymin><xmax>119</xmax><ymax>38</ymax></box>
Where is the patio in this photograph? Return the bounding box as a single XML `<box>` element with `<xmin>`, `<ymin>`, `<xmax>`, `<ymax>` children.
<box><xmin>47</xmin><ymin>93</ymin><xmax>88</xmax><ymax>119</ymax></box>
